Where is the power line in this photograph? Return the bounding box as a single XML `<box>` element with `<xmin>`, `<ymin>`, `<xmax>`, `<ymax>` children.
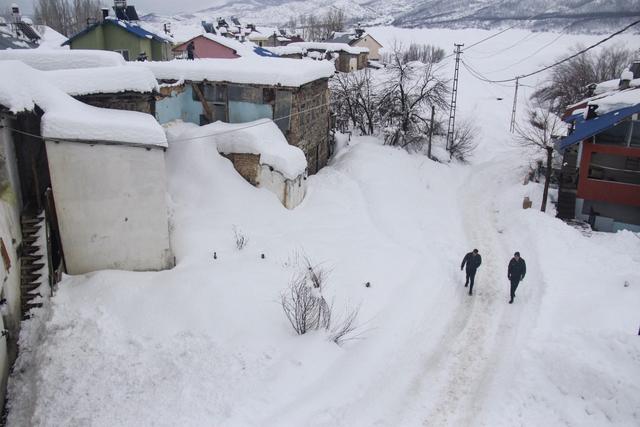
<box><xmin>3</xmin><ymin>96</ymin><xmax>333</xmax><ymax>147</ymax></box>
<box><xmin>462</xmin><ymin>18</ymin><xmax>640</xmax><ymax>84</ymax></box>
<box><xmin>461</xmin><ymin>8</ymin><xmax>557</xmax><ymax>52</ymax></box>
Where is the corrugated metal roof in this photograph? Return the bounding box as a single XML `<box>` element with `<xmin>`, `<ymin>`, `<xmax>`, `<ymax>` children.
<box><xmin>558</xmin><ymin>103</ymin><xmax>640</xmax><ymax>150</ymax></box>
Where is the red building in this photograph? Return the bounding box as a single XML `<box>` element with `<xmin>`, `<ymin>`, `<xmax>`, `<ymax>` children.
<box><xmin>173</xmin><ymin>34</ymin><xmax>243</xmax><ymax>59</ymax></box>
<box><xmin>557</xmin><ymin>79</ymin><xmax>640</xmax><ymax>232</ymax></box>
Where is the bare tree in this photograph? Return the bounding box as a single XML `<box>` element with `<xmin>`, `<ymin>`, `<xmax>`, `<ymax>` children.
<box><xmin>515</xmin><ymin>104</ymin><xmax>566</xmax><ymax>212</ymax></box>
<box><xmin>380</xmin><ymin>43</ymin><xmax>449</xmax><ymax>149</ymax></box>
<box><xmin>533</xmin><ymin>44</ymin><xmax>634</xmax><ymax>113</ymax></box>
<box><xmin>448</xmin><ymin>119</ymin><xmax>479</xmax><ymax>162</ymax></box>
<box><xmin>34</xmin><ymin>0</ymin><xmax>101</xmax><ymax>36</ymax></box>
<box><xmin>382</xmin><ymin>43</ymin><xmax>446</xmax><ymax>65</ymax></box>
<box><xmin>330</xmin><ymin>69</ymin><xmax>379</xmax><ymax>135</ymax></box>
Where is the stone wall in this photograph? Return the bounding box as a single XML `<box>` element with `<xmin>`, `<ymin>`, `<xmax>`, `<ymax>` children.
<box><xmin>220</xmin><ymin>153</ymin><xmax>261</xmax><ymax>185</ymax></box>
<box><xmin>288</xmin><ymin>79</ymin><xmax>330</xmax><ymax>175</ymax></box>
<box><xmin>75</xmin><ymin>92</ymin><xmax>156</xmax><ymax>115</ymax></box>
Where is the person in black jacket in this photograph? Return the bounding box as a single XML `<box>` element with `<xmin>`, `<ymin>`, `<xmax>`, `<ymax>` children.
<box><xmin>461</xmin><ymin>249</ymin><xmax>482</xmax><ymax>296</ymax></box>
<box><xmin>508</xmin><ymin>252</ymin><xmax>526</xmax><ymax>304</ymax></box>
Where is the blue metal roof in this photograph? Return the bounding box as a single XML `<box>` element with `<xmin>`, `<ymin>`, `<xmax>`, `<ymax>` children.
<box><xmin>558</xmin><ymin>103</ymin><xmax>640</xmax><ymax>150</ymax></box>
<box><xmin>63</xmin><ymin>19</ymin><xmax>169</xmax><ymax>46</ymax></box>
<box><xmin>253</xmin><ymin>46</ymin><xmax>278</xmax><ymax>57</ymax></box>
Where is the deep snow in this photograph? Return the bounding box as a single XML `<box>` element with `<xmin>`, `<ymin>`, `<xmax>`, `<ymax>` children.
<box><xmin>4</xmin><ymin>27</ymin><xmax>640</xmax><ymax>427</ymax></box>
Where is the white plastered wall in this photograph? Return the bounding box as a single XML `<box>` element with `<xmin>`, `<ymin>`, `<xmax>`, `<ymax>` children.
<box><xmin>45</xmin><ymin>140</ymin><xmax>174</xmax><ymax>274</ymax></box>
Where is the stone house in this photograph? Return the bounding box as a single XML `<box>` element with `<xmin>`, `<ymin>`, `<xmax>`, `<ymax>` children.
<box><xmin>288</xmin><ymin>42</ymin><xmax>369</xmax><ymax>73</ymax></box>
<box><xmin>145</xmin><ymin>57</ymin><xmax>335</xmax><ymax>174</ymax></box>
<box><xmin>328</xmin><ymin>28</ymin><xmax>384</xmax><ymax>61</ymax></box>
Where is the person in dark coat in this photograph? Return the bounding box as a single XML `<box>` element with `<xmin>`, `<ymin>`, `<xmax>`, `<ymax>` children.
<box><xmin>508</xmin><ymin>251</ymin><xmax>526</xmax><ymax>304</ymax></box>
<box><xmin>186</xmin><ymin>41</ymin><xmax>195</xmax><ymax>60</ymax></box>
<box><xmin>461</xmin><ymin>249</ymin><xmax>482</xmax><ymax>296</ymax></box>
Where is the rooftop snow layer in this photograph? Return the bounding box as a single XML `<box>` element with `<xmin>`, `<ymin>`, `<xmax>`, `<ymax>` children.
<box><xmin>45</xmin><ymin>66</ymin><xmax>159</xmax><ymax>96</ymax></box>
<box><xmin>0</xmin><ymin>49</ymin><xmax>125</xmax><ymax>70</ymax></box>
<box><xmin>0</xmin><ymin>61</ymin><xmax>166</xmax><ymax>147</ymax></box>
<box><xmin>589</xmin><ymin>87</ymin><xmax>640</xmax><ymax>114</ymax></box>
<box><xmin>135</xmin><ymin>57</ymin><xmax>335</xmax><ymax>87</ymax></box>
<box><xmin>288</xmin><ymin>42</ymin><xmax>369</xmax><ymax>55</ymax></box>
<box><xmin>263</xmin><ymin>45</ymin><xmax>306</xmax><ymax>56</ymax></box>
<box><xmin>168</xmin><ymin>119</ymin><xmax>306</xmax><ymax>179</ymax></box>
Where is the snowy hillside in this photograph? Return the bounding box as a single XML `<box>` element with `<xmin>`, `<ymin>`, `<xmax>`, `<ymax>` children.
<box><xmin>5</xmin><ymin>27</ymin><xmax>640</xmax><ymax>427</ymax></box>
<box><xmin>140</xmin><ymin>0</ymin><xmax>640</xmax><ymax>33</ymax></box>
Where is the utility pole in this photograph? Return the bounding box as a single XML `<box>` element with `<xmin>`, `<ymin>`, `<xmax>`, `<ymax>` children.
<box><xmin>510</xmin><ymin>76</ymin><xmax>520</xmax><ymax>133</ymax></box>
<box><xmin>428</xmin><ymin>105</ymin><xmax>435</xmax><ymax>159</ymax></box>
<box><xmin>446</xmin><ymin>43</ymin><xmax>464</xmax><ymax>150</ymax></box>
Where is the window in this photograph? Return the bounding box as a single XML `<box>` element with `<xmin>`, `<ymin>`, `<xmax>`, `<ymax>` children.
<box><xmin>202</xmin><ymin>84</ymin><xmax>227</xmax><ymax>103</ymax></box>
<box><xmin>114</xmin><ymin>49</ymin><xmax>129</xmax><ymax>61</ymax></box>
<box><xmin>595</xmin><ymin>119</ymin><xmax>631</xmax><ymax>146</ymax></box>
<box><xmin>274</xmin><ymin>90</ymin><xmax>292</xmax><ymax>132</ymax></box>
<box><xmin>229</xmin><ymin>85</ymin><xmax>262</xmax><ymax>103</ymax></box>
<box><xmin>588</xmin><ymin>152</ymin><xmax>640</xmax><ymax>185</ymax></box>
<box><xmin>630</xmin><ymin>120</ymin><xmax>640</xmax><ymax>147</ymax></box>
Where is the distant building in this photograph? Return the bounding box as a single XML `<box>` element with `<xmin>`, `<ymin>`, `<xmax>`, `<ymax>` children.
<box><xmin>328</xmin><ymin>28</ymin><xmax>383</xmax><ymax>61</ymax></box>
<box><xmin>557</xmin><ymin>61</ymin><xmax>640</xmax><ymax>232</ymax></box>
<box><xmin>288</xmin><ymin>42</ymin><xmax>369</xmax><ymax>73</ymax></box>
<box><xmin>62</xmin><ymin>1</ymin><xmax>172</xmax><ymax>61</ymax></box>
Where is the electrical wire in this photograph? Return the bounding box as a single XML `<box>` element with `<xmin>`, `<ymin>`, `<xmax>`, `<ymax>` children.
<box><xmin>4</xmin><ymin>95</ymin><xmax>333</xmax><ymax>146</ymax></box>
<box><xmin>460</xmin><ymin>18</ymin><xmax>640</xmax><ymax>84</ymax></box>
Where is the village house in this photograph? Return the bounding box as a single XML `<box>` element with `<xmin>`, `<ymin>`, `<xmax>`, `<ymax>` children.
<box><xmin>327</xmin><ymin>27</ymin><xmax>383</xmax><ymax>61</ymax></box>
<box><xmin>62</xmin><ymin>1</ymin><xmax>172</xmax><ymax>61</ymax></box>
<box><xmin>0</xmin><ymin>57</ymin><xmax>174</xmax><ymax>413</ymax></box>
<box><xmin>557</xmin><ymin>61</ymin><xmax>640</xmax><ymax>232</ymax></box>
<box><xmin>173</xmin><ymin>33</ymin><xmax>241</xmax><ymax>59</ymax></box>
<box><xmin>288</xmin><ymin>41</ymin><xmax>369</xmax><ymax>73</ymax></box>
<box><xmin>143</xmin><ymin>57</ymin><xmax>335</xmax><ymax>174</ymax></box>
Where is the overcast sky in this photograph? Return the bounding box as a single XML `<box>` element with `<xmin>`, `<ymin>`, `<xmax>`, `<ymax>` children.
<box><xmin>2</xmin><ymin>0</ymin><xmax>218</xmax><ymax>16</ymax></box>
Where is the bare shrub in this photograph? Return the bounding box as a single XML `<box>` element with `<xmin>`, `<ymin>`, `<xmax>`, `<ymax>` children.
<box><xmin>382</xmin><ymin>43</ymin><xmax>445</xmax><ymax>65</ymax></box>
<box><xmin>447</xmin><ymin>119</ymin><xmax>479</xmax><ymax>162</ymax></box>
<box><xmin>329</xmin><ymin>305</ymin><xmax>362</xmax><ymax>345</ymax></box>
<box><xmin>233</xmin><ymin>225</ymin><xmax>248</xmax><ymax>250</ymax></box>
<box><xmin>281</xmin><ymin>257</ymin><xmax>362</xmax><ymax>345</ymax></box>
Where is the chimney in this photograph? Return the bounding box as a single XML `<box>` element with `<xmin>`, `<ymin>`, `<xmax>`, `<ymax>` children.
<box><xmin>164</xmin><ymin>22</ymin><xmax>172</xmax><ymax>35</ymax></box>
<box><xmin>101</xmin><ymin>8</ymin><xmax>109</xmax><ymax>20</ymax></box>
<box><xmin>619</xmin><ymin>70</ymin><xmax>634</xmax><ymax>90</ymax></box>
<box><xmin>355</xmin><ymin>27</ymin><xmax>365</xmax><ymax>38</ymax></box>
<box><xmin>11</xmin><ymin>4</ymin><xmax>21</xmax><ymax>23</ymax></box>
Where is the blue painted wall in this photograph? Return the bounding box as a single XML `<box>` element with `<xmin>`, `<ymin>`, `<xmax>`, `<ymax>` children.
<box><xmin>156</xmin><ymin>85</ymin><xmax>203</xmax><ymax>125</ymax></box>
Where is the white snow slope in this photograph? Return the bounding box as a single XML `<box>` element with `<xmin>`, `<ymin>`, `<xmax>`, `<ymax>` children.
<box><xmin>5</xmin><ymin>27</ymin><xmax>640</xmax><ymax>427</ymax></box>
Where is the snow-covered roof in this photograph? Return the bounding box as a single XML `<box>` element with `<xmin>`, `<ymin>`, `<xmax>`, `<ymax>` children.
<box><xmin>35</xmin><ymin>25</ymin><xmax>69</xmax><ymax>50</ymax></box>
<box><xmin>135</xmin><ymin>56</ymin><xmax>335</xmax><ymax>87</ymax></box>
<box><xmin>593</xmin><ymin>78</ymin><xmax>620</xmax><ymax>95</ymax></box>
<box><xmin>263</xmin><ymin>45</ymin><xmax>306</xmax><ymax>56</ymax></box>
<box><xmin>0</xmin><ymin>61</ymin><xmax>166</xmax><ymax>147</ymax></box>
<box><xmin>0</xmin><ymin>48</ymin><xmax>125</xmax><ymax>70</ymax></box>
<box><xmin>45</xmin><ymin>66</ymin><xmax>159</xmax><ymax>96</ymax></box>
<box><xmin>169</xmin><ymin>119</ymin><xmax>306</xmax><ymax>179</ymax></box>
<box><xmin>288</xmin><ymin>42</ymin><xmax>368</xmax><ymax>55</ymax></box>
<box><xmin>588</xmin><ymin>87</ymin><xmax>640</xmax><ymax>114</ymax></box>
